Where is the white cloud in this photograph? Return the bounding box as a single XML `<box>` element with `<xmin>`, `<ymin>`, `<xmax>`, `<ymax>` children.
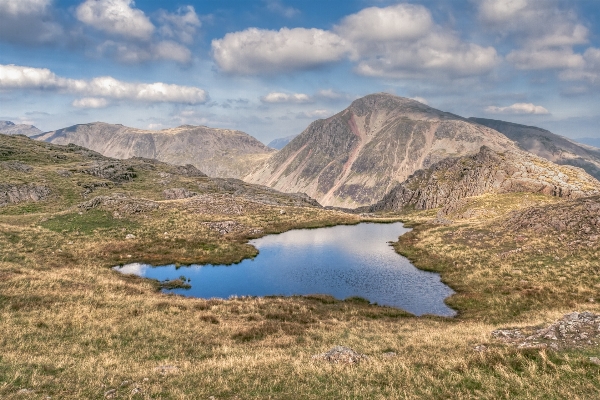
<box><xmin>335</xmin><ymin>4</ymin><xmax>432</xmax><ymax>47</ymax></box>
<box><xmin>0</xmin><ymin>64</ymin><xmax>208</xmax><ymax>104</ymax></box>
<box><xmin>559</xmin><ymin>47</ymin><xmax>600</xmax><ymax>85</ymax></box>
<box><xmin>72</xmin><ymin>97</ymin><xmax>109</xmax><ymax>108</ymax></box>
<box><xmin>261</xmin><ymin>92</ymin><xmax>311</xmax><ymax>103</ymax></box>
<box><xmin>507</xmin><ymin>48</ymin><xmax>584</xmax><ymax>70</ymax></box>
<box><xmin>0</xmin><ymin>0</ymin><xmax>62</xmax><ymax>44</ymax></box>
<box><xmin>354</xmin><ymin>31</ymin><xmax>499</xmax><ymax>79</ymax></box>
<box><xmin>265</xmin><ymin>0</ymin><xmax>299</xmax><ymax>18</ymax></box>
<box><xmin>485</xmin><ymin>103</ymin><xmax>549</xmax><ymax>115</ymax></box>
<box><xmin>477</xmin><ymin>0</ymin><xmax>589</xmax><ymax>72</ymax></box>
<box><xmin>296</xmin><ymin>109</ymin><xmax>332</xmax><ymax>119</ymax></box>
<box><xmin>76</xmin><ymin>0</ymin><xmax>155</xmax><ymax>40</ymax></box>
<box><xmin>212</xmin><ymin>27</ymin><xmax>349</xmax><ymax>75</ymax></box>
<box><xmin>0</xmin><ymin>0</ymin><xmax>50</xmax><ymax>15</ymax></box>
<box><xmin>157</xmin><ymin>6</ymin><xmax>201</xmax><ymax>45</ymax></box>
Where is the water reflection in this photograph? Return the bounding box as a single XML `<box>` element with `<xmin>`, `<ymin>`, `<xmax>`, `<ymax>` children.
<box><xmin>114</xmin><ymin>222</ymin><xmax>455</xmax><ymax>316</ymax></box>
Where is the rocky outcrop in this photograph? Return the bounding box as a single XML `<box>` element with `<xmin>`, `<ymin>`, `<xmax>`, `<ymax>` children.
<box><xmin>371</xmin><ymin>146</ymin><xmax>600</xmax><ymax>212</ymax></box>
<box><xmin>470</xmin><ymin>118</ymin><xmax>600</xmax><ymax>180</ymax></box>
<box><xmin>313</xmin><ymin>346</ymin><xmax>368</xmax><ymax>364</ymax></box>
<box><xmin>0</xmin><ymin>121</ymin><xmax>42</xmax><ymax>137</ymax></box>
<box><xmin>0</xmin><ymin>184</ymin><xmax>50</xmax><ymax>206</ymax></box>
<box><xmin>491</xmin><ymin>311</ymin><xmax>600</xmax><ymax>350</ymax></box>
<box><xmin>502</xmin><ymin>195</ymin><xmax>600</xmax><ymax>237</ymax></box>
<box><xmin>78</xmin><ymin>194</ymin><xmax>159</xmax><ymax>214</ymax></box>
<box><xmin>163</xmin><ymin>188</ymin><xmax>197</xmax><ymax>200</ymax></box>
<box><xmin>246</xmin><ymin>93</ymin><xmax>518</xmax><ymax>208</ymax></box>
<box><xmin>78</xmin><ymin>161</ymin><xmax>137</xmax><ymax>182</ymax></box>
<box><xmin>35</xmin><ymin>122</ymin><xmax>274</xmax><ymax>178</ymax></box>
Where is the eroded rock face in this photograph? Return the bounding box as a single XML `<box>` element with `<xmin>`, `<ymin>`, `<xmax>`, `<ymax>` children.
<box><xmin>0</xmin><ymin>184</ymin><xmax>50</xmax><ymax>206</ymax></box>
<box><xmin>371</xmin><ymin>146</ymin><xmax>600</xmax><ymax>212</ymax></box>
<box><xmin>245</xmin><ymin>93</ymin><xmax>518</xmax><ymax>208</ymax></box>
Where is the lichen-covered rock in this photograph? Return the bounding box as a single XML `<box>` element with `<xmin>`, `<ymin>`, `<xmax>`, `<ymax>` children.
<box><xmin>371</xmin><ymin>146</ymin><xmax>600</xmax><ymax>213</ymax></box>
<box><xmin>313</xmin><ymin>346</ymin><xmax>368</xmax><ymax>364</ymax></box>
<box><xmin>491</xmin><ymin>311</ymin><xmax>600</xmax><ymax>350</ymax></box>
<box><xmin>0</xmin><ymin>184</ymin><xmax>50</xmax><ymax>206</ymax></box>
<box><xmin>78</xmin><ymin>194</ymin><xmax>158</xmax><ymax>214</ymax></box>
<box><xmin>78</xmin><ymin>161</ymin><xmax>136</xmax><ymax>182</ymax></box>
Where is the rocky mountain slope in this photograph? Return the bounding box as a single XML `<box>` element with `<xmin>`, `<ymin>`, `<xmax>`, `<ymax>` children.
<box><xmin>370</xmin><ymin>146</ymin><xmax>600</xmax><ymax>213</ymax></box>
<box><xmin>0</xmin><ymin>134</ymin><xmax>320</xmax><ymax>211</ymax></box>
<box><xmin>267</xmin><ymin>134</ymin><xmax>297</xmax><ymax>150</ymax></box>
<box><xmin>0</xmin><ymin>121</ymin><xmax>42</xmax><ymax>137</ymax></box>
<box><xmin>34</xmin><ymin>123</ymin><xmax>275</xmax><ymax>179</ymax></box>
<box><xmin>470</xmin><ymin>118</ymin><xmax>600</xmax><ymax>180</ymax></box>
<box><xmin>245</xmin><ymin>93</ymin><xmax>519</xmax><ymax>208</ymax></box>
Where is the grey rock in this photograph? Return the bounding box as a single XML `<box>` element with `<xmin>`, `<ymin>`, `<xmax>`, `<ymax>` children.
<box><xmin>314</xmin><ymin>346</ymin><xmax>368</xmax><ymax>364</ymax></box>
<box><xmin>163</xmin><ymin>188</ymin><xmax>197</xmax><ymax>200</ymax></box>
<box><xmin>0</xmin><ymin>184</ymin><xmax>51</xmax><ymax>206</ymax></box>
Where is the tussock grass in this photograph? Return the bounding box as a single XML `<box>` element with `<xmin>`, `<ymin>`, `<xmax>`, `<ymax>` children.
<box><xmin>2</xmin><ymin>135</ymin><xmax>600</xmax><ymax>398</ymax></box>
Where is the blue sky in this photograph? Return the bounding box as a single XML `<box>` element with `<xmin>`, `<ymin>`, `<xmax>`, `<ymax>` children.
<box><xmin>1</xmin><ymin>0</ymin><xmax>599</xmax><ymax>144</ymax></box>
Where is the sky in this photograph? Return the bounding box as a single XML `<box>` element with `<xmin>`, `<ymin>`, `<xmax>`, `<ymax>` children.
<box><xmin>0</xmin><ymin>0</ymin><xmax>599</xmax><ymax>144</ymax></box>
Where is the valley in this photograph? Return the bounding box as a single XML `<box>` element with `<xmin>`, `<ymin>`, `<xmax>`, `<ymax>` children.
<box><xmin>2</xmin><ymin>94</ymin><xmax>600</xmax><ymax>398</ymax></box>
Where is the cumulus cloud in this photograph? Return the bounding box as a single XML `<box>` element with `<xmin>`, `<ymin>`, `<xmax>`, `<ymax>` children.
<box><xmin>478</xmin><ymin>0</ymin><xmax>589</xmax><ymax>72</ymax></box>
<box><xmin>157</xmin><ymin>6</ymin><xmax>201</xmax><ymax>45</ymax></box>
<box><xmin>0</xmin><ymin>0</ymin><xmax>51</xmax><ymax>15</ymax></box>
<box><xmin>72</xmin><ymin>97</ymin><xmax>109</xmax><ymax>108</ymax></box>
<box><xmin>559</xmin><ymin>47</ymin><xmax>600</xmax><ymax>85</ymax></box>
<box><xmin>335</xmin><ymin>4</ymin><xmax>433</xmax><ymax>50</ymax></box>
<box><xmin>76</xmin><ymin>0</ymin><xmax>155</xmax><ymax>40</ymax></box>
<box><xmin>0</xmin><ymin>64</ymin><xmax>208</xmax><ymax>104</ymax></box>
<box><xmin>0</xmin><ymin>0</ymin><xmax>62</xmax><ymax>44</ymax></box>
<box><xmin>507</xmin><ymin>47</ymin><xmax>584</xmax><ymax>70</ymax></box>
<box><xmin>211</xmin><ymin>4</ymin><xmax>498</xmax><ymax>79</ymax></box>
<box><xmin>212</xmin><ymin>27</ymin><xmax>349</xmax><ymax>75</ymax></box>
<box><xmin>485</xmin><ymin>103</ymin><xmax>549</xmax><ymax>115</ymax></box>
<box><xmin>261</xmin><ymin>92</ymin><xmax>311</xmax><ymax>103</ymax></box>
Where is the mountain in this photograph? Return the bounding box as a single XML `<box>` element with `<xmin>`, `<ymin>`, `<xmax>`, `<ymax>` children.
<box><xmin>575</xmin><ymin>137</ymin><xmax>600</xmax><ymax>149</ymax></box>
<box><xmin>245</xmin><ymin>93</ymin><xmax>518</xmax><ymax>208</ymax></box>
<box><xmin>34</xmin><ymin>122</ymin><xmax>275</xmax><ymax>179</ymax></box>
<box><xmin>469</xmin><ymin>118</ymin><xmax>600</xmax><ymax>180</ymax></box>
<box><xmin>0</xmin><ymin>121</ymin><xmax>42</xmax><ymax>137</ymax></box>
<box><xmin>370</xmin><ymin>146</ymin><xmax>600</xmax><ymax>214</ymax></box>
<box><xmin>267</xmin><ymin>134</ymin><xmax>298</xmax><ymax>150</ymax></box>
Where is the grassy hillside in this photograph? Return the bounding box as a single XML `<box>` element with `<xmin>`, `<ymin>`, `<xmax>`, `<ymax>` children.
<box><xmin>2</xmin><ymin>134</ymin><xmax>600</xmax><ymax>398</ymax></box>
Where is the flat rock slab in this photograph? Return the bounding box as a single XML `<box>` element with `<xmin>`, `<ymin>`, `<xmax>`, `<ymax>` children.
<box><xmin>313</xmin><ymin>346</ymin><xmax>368</xmax><ymax>364</ymax></box>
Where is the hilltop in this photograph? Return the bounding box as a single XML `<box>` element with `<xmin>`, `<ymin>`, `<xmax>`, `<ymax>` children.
<box><xmin>0</xmin><ymin>120</ymin><xmax>42</xmax><ymax>137</ymax></box>
<box><xmin>245</xmin><ymin>93</ymin><xmax>518</xmax><ymax>208</ymax></box>
<box><xmin>34</xmin><ymin>122</ymin><xmax>275</xmax><ymax>179</ymax></box>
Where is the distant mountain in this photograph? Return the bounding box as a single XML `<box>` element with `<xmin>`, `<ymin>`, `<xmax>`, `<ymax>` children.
<box><xmin>267</xmin><ymin>135</ymin><xmax>297</xmax><ymax>150</ymax></box>
<box><xmin>574</xmin><ymin>137</ymin><xmax>600</xmax><ymax>149</ymax></box>
<box><xmin>370</xmin><ymin>146</ymin><xmax>600</xmax><ymax>213</ymax></box>
<box><xmin>469</xmin><ymin>118</ymin><xmax>600</xmax><ymax>180</ymax></box>
<box><xmin>35</xmin><ymin>123</ymin><xmax>275</xmax><ymax>179</ymax></box>
<box><xmin>0</xmin><ymin>121</ymin><xmax>42</xmax><ymax>137</ymax></box>
<box><xmin>245</xmin><ymin>93</ymin><xmax>518</xmax><ymax>208</ymax></box>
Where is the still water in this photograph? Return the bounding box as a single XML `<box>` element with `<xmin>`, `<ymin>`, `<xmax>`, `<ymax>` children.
<box><xmin>114</xmin><ymin>222</ymin><xmax>455</xmax><ymax>316</ymax></box>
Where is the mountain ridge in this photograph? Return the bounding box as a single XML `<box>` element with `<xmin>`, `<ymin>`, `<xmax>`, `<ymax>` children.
<box><xmin>245</xmin><ymin>93</ymin><xmax>519</xmax><ymax>208</ymax></box>
<box><xmin>35</xmin><ymin>122</ymin><xmax>275</xmax><ymax>179</ymax></box>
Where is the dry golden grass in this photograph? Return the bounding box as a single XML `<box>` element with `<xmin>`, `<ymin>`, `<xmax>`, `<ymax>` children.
<box><xmin>2</xmin><ymin>135</ymin><xmax>600</xmax><ymax>398</ymax></box>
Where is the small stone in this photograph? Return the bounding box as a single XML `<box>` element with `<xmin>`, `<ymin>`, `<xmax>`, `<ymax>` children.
<box><xmin>315</xmin><ymin>346</ymin><xmax>367</xmax><ymax>364</ymax></box>
<box><xmin>382</xmin><ymin>351</ymin><xmax>397</xmax><ymax>358</ymax></box>
<box><xmin>125</xmin><ymin>234</ymin><xmax>136</xmax><ymax>240</ymax></box>
<box><xmin>120</xmin><ymin>380</ymin><xmax>129</xmax><ymax>387</ymax></box>
<box><xmin>590</xmin><ymin>357</ymin><xmax>600</xmax><ymax>365</ymax></box>
<box><xmin>279</xmin><ymin>209</ymin><xmax>286</xmax><ymax>215</ymax></box>
<box><xmin>17</xmin><ymin>388</ymin><xmax>34</xmax><ymax>395</ymax></box>
<box><xmin>104</xmin><ymin>389</ymin><xmax>117</xmax><ymax>399</ymax></box>
<box><xmin>154</xmin><ymin>365</ymin><xmax>179</xmax><ymax>374</ymax></box>
<box><xmin>473</xmin><ymin>345</ymin><xmax>487</xmax><ymax>352</ymax></box>
<box><xmin>131</xmin><ymin>387</ymin><xmax>142</xmax><ymax>395</ymax></box>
